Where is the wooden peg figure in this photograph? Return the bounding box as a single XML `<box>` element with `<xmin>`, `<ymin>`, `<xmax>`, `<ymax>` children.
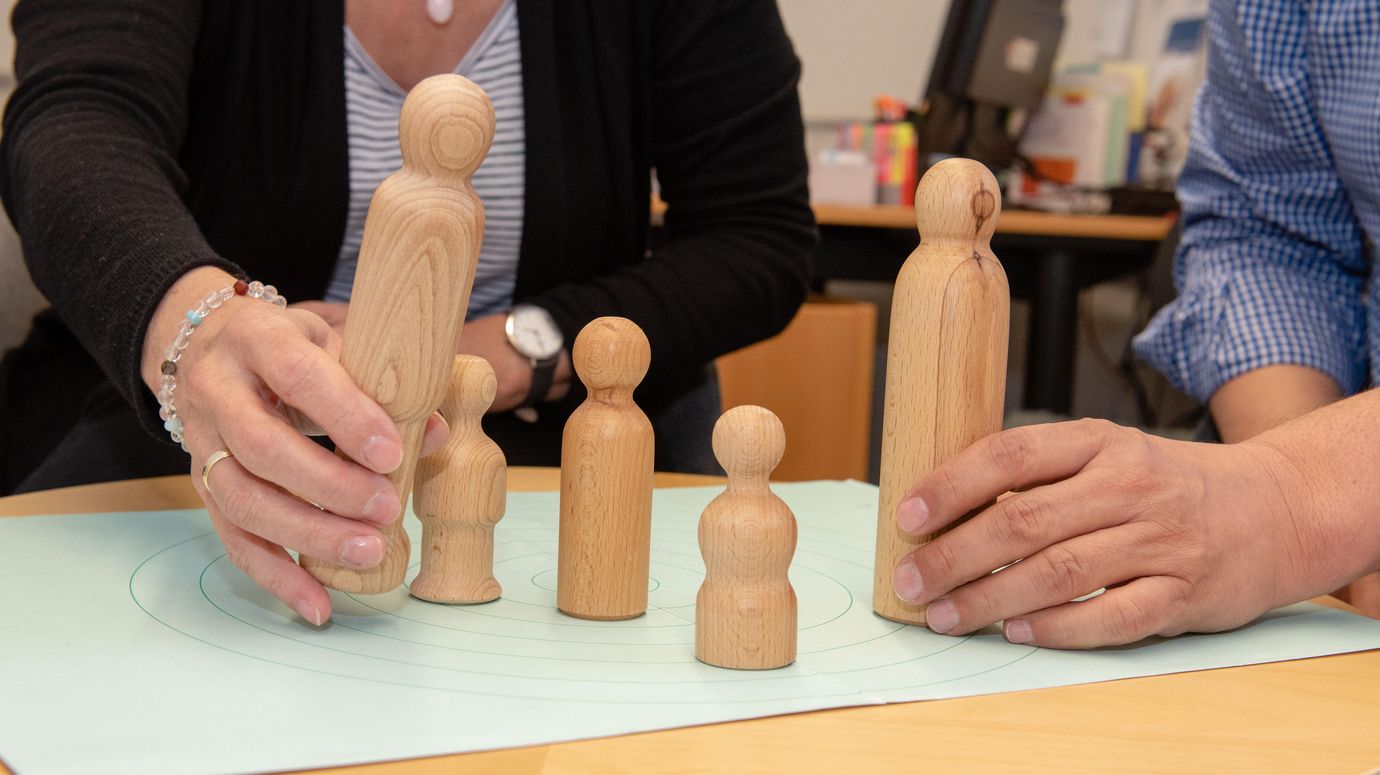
<box><xmin>873</xmin><ymin>158</ymin><xmax>1009</xmax><ymax>624</ymax></box>
<box><xmin>557</xmin><ymin>317</ymin><xmax>655</xmax><ymax>621</ymax></box>
<box><xmin>696</xmin><ymin>405</ymin><xmax>797</xmax><ymax>670</ymax></box>
<box><xmin>300</xmin><ymin>74</ymin><xmax>495</xmax><ymax>594</ymax></box>
<box><xmin>411</xmin><ymin>355</ymin><xmax>506</xmax><ymax>604</ymax></box>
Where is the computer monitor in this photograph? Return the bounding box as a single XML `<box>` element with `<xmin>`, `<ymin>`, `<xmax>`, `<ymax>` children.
<box><xmin>915</xmin><ymin>0</ymin><xmax>1065</xmax><ymax>172</ymax></box>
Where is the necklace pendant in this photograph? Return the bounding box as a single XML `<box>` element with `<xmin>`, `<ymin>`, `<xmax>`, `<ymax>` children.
<box><xmin>426</xmin><ymin>0</ymin><xmax>454</xmax><ymax>25</ymax></box>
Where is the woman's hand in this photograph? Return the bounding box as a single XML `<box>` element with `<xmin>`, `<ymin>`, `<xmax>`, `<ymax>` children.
<box><xmin>289</xmin><ymin>300</ymin><xmax>349</xmax><ymax>339</ymax></box>
<box><xmin>143</xmin><ymin>269</ymin><xmax>445</xmax><ymax>625</ymax></box>
<box><xmin>889</xmin><ymin>419</ymin><xmax>1330</xmax><ymax>649</ymax></box>
<box><xmin>457</xmin><ymin>312</ymin><xmax>570</xmax><ymax>413</ymax></box>
<box><xmin>290</xmin><ymin>300</ymin><xmax>571</xmax><ymax>413</ymax></box>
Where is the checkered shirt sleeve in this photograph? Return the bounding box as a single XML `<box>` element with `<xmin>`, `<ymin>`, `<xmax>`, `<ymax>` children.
<box><xmin>1133</xmin><ymin>0</ymin><xmax>1371</xmax><ymax>404</ymax></box>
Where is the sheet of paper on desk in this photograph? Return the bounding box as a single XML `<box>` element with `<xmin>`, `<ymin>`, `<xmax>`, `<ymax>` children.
<box><xmin>4</xmin><ymin>481</ymin><xmax>1380</xmax><ymax>775</ymax></box>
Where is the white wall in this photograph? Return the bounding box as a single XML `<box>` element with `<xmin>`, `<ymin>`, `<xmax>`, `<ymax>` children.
<box><xmin>778</xmin><ymin>0</ymin><xmax>948</xmax><ymax>123</ymax></box>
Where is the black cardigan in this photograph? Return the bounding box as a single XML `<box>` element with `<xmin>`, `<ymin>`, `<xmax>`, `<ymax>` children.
<box><xmin>0</xmin><ymin>0</ymin><xmax>815</xmax><ymax>452</ymax></box>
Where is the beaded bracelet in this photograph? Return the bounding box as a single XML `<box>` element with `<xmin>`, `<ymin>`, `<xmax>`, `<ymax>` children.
<box><xmin>156</xmin><ymin>279</ymin><xmax>287</xmax><ymax>449</ymax></box>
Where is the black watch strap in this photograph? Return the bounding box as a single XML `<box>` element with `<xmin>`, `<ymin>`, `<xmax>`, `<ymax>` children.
<box><xmin>523</xmin><ymin>354</ymin><xmax>558</xmax><ymax>409</ymax></box>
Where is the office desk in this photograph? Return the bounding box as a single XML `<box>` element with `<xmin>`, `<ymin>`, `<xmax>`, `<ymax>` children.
<box><xmin>654</xmin><ymin>198</ymin><xmax>1177</xmax><ymax>415</ymax></box>
<box><xmin>814</xmin><ymin>205</ymin><xmax>1175</xmax><ymax>415</ymax></box>
<box><xmin>4</xmin><ymin>472</ymin><xmax>1378</xmax><ymax>774</ymax></box>
<box><xmin>651</xmin><ymin>198</ymin><xmax>1173</xmax><ymax>241</ymax></box>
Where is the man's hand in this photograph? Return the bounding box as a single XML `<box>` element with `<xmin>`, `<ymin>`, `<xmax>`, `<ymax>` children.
<box><xmin>889</xmin><ymin>419</ymin><xmax>1344</xmax><ymax>649</ymax></box>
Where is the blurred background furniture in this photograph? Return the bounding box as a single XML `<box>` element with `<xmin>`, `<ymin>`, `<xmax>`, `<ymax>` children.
<box><xmin>716</xmin><ymin>295</ymin><xmax>877</xmax><ymax>482</ymax></box>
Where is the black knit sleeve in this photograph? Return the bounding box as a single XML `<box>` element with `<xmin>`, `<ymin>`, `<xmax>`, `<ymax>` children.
<box><xmin>525</xmin><ymin>0</ymin><xmax>817</xmax><ymax>397</ymax></box>
<box><xmin>0</xmin><ymin>0</ymin><xmax>241</xmax><ymax>433</ymax></box>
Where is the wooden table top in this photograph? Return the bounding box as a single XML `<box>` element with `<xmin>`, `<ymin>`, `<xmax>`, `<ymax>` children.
<box><xmin>650</xmin><ymin>198</ymin><xmax>1176</xmax><ymax>242</ymax></box>
<box><xmin>4</xmin><ymin>471</ymin><xmax>1379</xmax><ymax>774</ymax></box>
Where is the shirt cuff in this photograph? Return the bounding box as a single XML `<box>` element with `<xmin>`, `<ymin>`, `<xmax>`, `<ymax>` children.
<box><xmin>1133</xmin><ymin>262</ymin><xmax>1366</xmax><ymax>404</ymax></box>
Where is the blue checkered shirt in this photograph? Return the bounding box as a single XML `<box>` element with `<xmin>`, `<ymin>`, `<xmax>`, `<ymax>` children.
<box><xmin>1134</xmin><ymin>0</ymin><xmax>1380</xmax><ymax>403</ymax></box>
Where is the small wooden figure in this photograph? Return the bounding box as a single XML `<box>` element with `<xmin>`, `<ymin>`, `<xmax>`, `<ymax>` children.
<box><xmin>872</xmin><ymin>158</ymin><xmax>1009</xmax><ymax>625</ymax></box>
<box><xmin>557</xmin><ymin>317</ymin><xmax>654</xmax><ymax>620</ymax></box>
<box><xmin>695</xmin><ymin>405</ymin><xmax>797</xmax><ymax>670</ymax></box>
<box><xmin>300</xmin><ymin>74</ymin><xmax>495</xmax><ymax>594</ymax></box>
<box><xmin>410</xmin><ymin>355</ymin><xmax>506</xmax><ymax>604</ymax></box>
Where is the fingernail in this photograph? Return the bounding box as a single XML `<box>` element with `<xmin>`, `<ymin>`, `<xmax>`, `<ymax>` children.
<box><xmin>339</xmin><ymin>535</ymin><xmax>385</xmax><ymax>568</ymax></box>
<box><xmin>293</xmin><ymin>598</ymin><xmax>324</xmax><ymax>627</ymax></box>
<box><xmin>362</xmin><ymin>434</ymin><xmax>403</xmax><ymax>473</ymax></box>
<box><xmin>1005</xmin><ymin>619</ymin><xmax>1033</xmax><ymax>644</ymax></box>
<box><xmin>897</xmin><ymin>497</ymin><xmax>929</xmax><ymax>533</ymax></box>
<box><xmin>362</xmin><ymin>489</ymin><xmax>401</xmax><ymax>524</ymax></box>
<box><xmin>893</xmin><ymin>560</ymin><xmax>925</xmax><ymax>603</ymax></box>
<box><xmin>420</xmin><ymin>414</ymin><xmax>450</xmax><ymax>457</ymax></box>
<box><xmin>926</xmin><ymin>598</ymin><xmax>959</xmax><ymax>634</ymax></box>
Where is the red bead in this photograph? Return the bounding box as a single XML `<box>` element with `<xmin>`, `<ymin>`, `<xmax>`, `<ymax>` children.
<box><xmin>233</xmin><ymin>280</ymin><xmax>248</xmax><ymax>296</ymax></box>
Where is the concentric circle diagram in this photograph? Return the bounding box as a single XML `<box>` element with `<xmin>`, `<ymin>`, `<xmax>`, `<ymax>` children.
<box><xmin>129</xmin><ymin>485</ymin><xmax>1037</xmax><ymax>705</ymax></box>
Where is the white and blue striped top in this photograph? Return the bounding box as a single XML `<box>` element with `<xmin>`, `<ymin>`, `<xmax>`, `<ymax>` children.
<box><xmin>326</xmin><ymin>0</ymin><xmax>525</xmax><ymax>319</ymax></box>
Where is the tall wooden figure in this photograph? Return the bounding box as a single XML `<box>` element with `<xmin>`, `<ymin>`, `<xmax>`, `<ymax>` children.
<box><xmin>557</xmin><ymin>317</ymin><xmax>655</xmax><ymax>620</ymax></box>
<box><xmin>411</xmin><ymin>355</ymin><xmax>506</xmax><ymax>604</ymax></box>
<box><xmin>300</xmin><ymin>75</ymin><xmax>495</xmax><ymax>594</ymax></box>
<box><xmin>873</xmin><ymin>158</ymin><xmax>1009</xmax><ymax>624</ymax></box>
<box><xmin>696</xmin><ymin>405</ymin><xmax>797</xmax><ymax>670</ymax></box>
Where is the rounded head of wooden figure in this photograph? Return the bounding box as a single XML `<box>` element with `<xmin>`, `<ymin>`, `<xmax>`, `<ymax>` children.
<box><xmin>398</xmin><ymin>74</ymin><xmax>496</xmax><ymax>178</ymax></box>
<box><xmin>913</xmin><ymin>157</ymin><xmax>1001</xmax><ymax>245</ymax></box>
<box><xmin>441</xmin><ymin>354</ymin><xmax>497</xmax><ymax>422</ymax></box>
<box><xmin>572</xmin><ymin>317</ymin><xmax>650</xmax><ymax>392</ymax></box>
<box><xmin>713</xmin><ymin>405</ymin><xmax>786</xmax><ymax>482</ymax></box>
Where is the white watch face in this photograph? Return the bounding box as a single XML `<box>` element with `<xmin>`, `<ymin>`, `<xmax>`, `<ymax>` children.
<box><xmin>506</xmin><ymin>305</ymin><xmax>564</xmax><ymax>361</ymax></box>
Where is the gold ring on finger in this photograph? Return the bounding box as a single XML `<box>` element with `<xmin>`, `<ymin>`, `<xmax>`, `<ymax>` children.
<box><xmin>200</xmin><ymin>449</ymin><xmax>235</xmax><ymax>496</ymax></box>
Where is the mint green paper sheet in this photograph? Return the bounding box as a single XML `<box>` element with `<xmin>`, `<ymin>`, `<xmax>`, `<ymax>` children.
<box><xmin>4</xmin><ymin>481</ymin><xmax>1380</xmax><ymax>775</ymax></box>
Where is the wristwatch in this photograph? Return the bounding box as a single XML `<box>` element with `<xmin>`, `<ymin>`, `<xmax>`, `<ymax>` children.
<box><xmin>504</xmin><ymin>304</ymin><xmax>564</xmax><ymax>412</ymax></box>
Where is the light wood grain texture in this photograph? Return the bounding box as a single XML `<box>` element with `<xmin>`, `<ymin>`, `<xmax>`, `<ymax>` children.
<box><xmin>873</xmin><ymin>158</ymin><xmax>1010</xmax><ymax>625</ymax></box>
<box><xmin>557</xmin><ymin>317</ymin><xmax>656</xmax><ymax>621</ymax></box>
<box><xmin>716</xmin><ymin>295</ymin><xmax>876</xmax><ymax>481</ymax></box>
<box><xmin>300</xmin><ymin>74</ymin><xmax>495</xmax><ymax>593</ymax></box>
<box><xmin>696</xmin><ymin>406</ymin><xmax>798</xmax><ymax>670</ymax></box>
<box><xmin>411</xmin><ymin>355</ymin><xmax>506</xmax><ymax>604</ymax></box>
<box><xmin>651</xmin><ymin>196</ymin><xmax>1175</xmax><ymax>240</ymax></box>
<box><xmin>3</xmin><ymin>475</ymin><xmax>1378</xmax><ymax>774</ymax></box>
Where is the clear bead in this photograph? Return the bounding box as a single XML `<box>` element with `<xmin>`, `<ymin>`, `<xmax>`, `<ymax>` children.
<box><xmin>173</xmin><ymin>331</ymin><xmax>191</xmax><ymax>350</ymax></box>
<box><xmin>207</xmin><ymin>294</ymin><xmax>224</xmax><ymax>309</ymax></box>
<box><xmin>158</xmin><ymin>405</ymin><xmax>175</xmax><ymax>421</ymax></box>
<box><xmin>178</xmin><ymin>320</ymin><xmax>195</xmax><ymax>336</ymax></box>
<box><xmin>158</xmin><ymin>389</ymin><xmax>174</xmax><ymax>404</ymax></box>
<box><xmin>263</xmin><ymin>284</ymin><xmax>278</xmax><ymax>298</ymax></box>
<box><xmin>164</xmin><ymin>347</ymin><xmax>177</xmax><ymax>362</ymax></box>
<box><xmin>160</xmin><ymin>375</ymin><xmax>176</xmax><ymax>391</ymax></box>
<box><xmin>248</xmin><ymin>280</ymin><xmax>265</xmax><ymax>298</ymax></box>
<box><xmin>273</xmin><ymin>297</ymin><xmax>287</xmax><ymax>308</ymax></box>
<box><xmin>194</xmin><ymin>302</ymin><xmax>210</xmax><ymax>318</ymax></box>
